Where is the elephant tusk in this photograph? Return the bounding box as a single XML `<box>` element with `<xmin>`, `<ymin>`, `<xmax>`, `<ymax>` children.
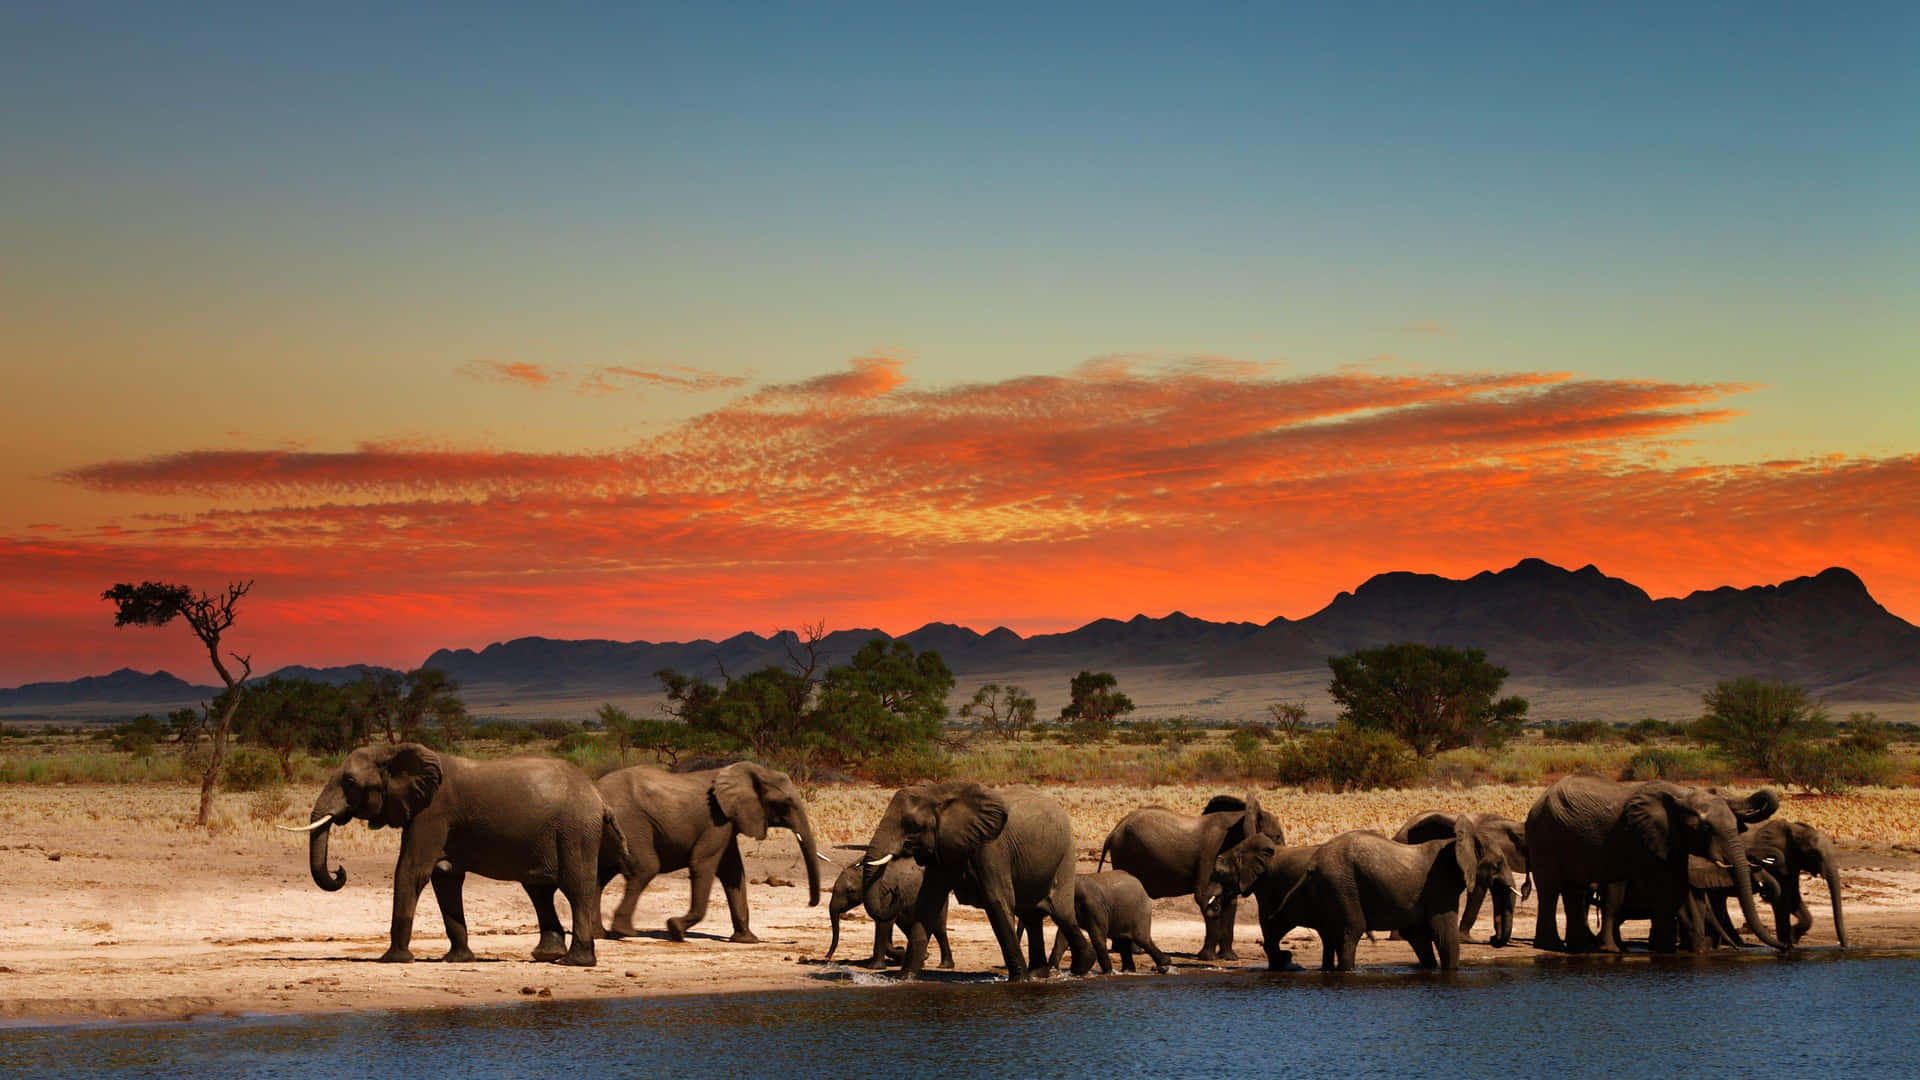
<box><xmin>817</xmin><ymin>852</ymin><xmax>837</xmax><ymax>865</ymax></box>
<box><xmin>864</xmin><ymin>853</ymin><xmax>894</xmax><ymax>868</ymax></box>
<box><xmin>276</xmin><ymin>818</ymin><xmax>335</xmax><ymax>833</ymax></box>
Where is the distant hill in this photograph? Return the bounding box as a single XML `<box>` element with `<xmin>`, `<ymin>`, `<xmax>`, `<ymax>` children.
<box><xmin>10</xmin><ymin>560</ymin><xmax>1920</xmax><ymax>716</ymax></box>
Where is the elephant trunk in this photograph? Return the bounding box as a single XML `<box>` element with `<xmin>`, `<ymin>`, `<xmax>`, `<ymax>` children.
<box><xmin>1717</xmin><ymin>825</ymin><xmax>1781</xmax><ymax>950</ymax></box>
<box><xmin>792</xmin><ymin>804</ymin><xmax>822</xmax><ymax>908</ymax></box>
<box><xmin>827</xmin><ymin>900</ymin><xmax>843</xmax><ymax>960</ymax></box>
<box><xmin>308</xmin><ymin>780</ymin><xmax>349</xmax><ymax>892</ymax></box>
<box><xmin>1818</xmin><ymin>837</ymin><xmax>1849</xmax><ymax>949</ymax></box>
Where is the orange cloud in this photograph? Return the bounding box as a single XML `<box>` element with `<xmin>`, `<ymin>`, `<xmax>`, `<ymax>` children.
<box><xmin>458</xmin><ymin>360</ymin><xmax>559</xmax><ymax>388</ymax></box>
<box><xmin>8</xmin><ymin>357</ymin><xmax>1919</xmax><ymax>683</ymax></box>
<box><xmin>579</xmin><ymin>365</ymin><xmax>750</xmax><ymax>396</ymax></box>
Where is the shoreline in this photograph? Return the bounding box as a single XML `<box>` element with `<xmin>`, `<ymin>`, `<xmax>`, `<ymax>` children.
<box><xmin>3</xmin><ymin>783</ymin><xmax>1916</xmax><ymax>1027</ymax></box>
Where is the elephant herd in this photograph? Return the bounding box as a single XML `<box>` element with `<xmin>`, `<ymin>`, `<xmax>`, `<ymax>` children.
<box><xmin>289</xmin><ymin>744</ymin><xmax>1850</xmax><ymax>978</ymax></box>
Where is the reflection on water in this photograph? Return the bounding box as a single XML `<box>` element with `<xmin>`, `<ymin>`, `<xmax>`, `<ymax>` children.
<box><xmin>9</xmin><ymin>953</ymin><xmax>1919</xmax><ymax>1079</ymax></box>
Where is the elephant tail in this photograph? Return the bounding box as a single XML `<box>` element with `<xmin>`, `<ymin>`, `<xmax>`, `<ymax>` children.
<box><xmin>1096</xmin><ymin>832</ymin><xmax>1113</xmax><ymax>872</ymax></box>
<box><xmin>602</xmin><ymin>808</ymin><xmax>637</xmax><ymax>880</ymax></box>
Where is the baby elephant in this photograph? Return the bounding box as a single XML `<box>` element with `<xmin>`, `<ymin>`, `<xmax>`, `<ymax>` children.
<box><xmin>1049</xmin><ymin>871</ymin><xmax>1172</xmax><ymax>974</ymax></box>
<box><xmin>826</xmin><ymin>857</ymin><xmax>953</xmax><ymax>970</ymax></box>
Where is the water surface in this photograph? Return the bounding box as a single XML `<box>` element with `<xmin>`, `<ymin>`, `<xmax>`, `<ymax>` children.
<box><xmin>9</xmin><ymin>953</ymin><xmax>1917</xmax><ymax>1079</ymax></box>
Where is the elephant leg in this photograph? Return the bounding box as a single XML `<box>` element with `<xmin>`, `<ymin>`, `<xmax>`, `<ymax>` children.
<box><xmin>1458</xmin><ymin>881</ymin><xmax>1489</xmax><ymax>942</ymax></box>
<box><xmin>1258</xmin><ymin>907</ymin><xmax>1293</xmax><ymax>971</ymax></box>
<box><xmin>1532</xmin><ymin>881</ymin><xmax>1565</xmax><ymax>951</ymax></box>
<box><xmin>379</xmin><ymin>840</ymin><xmax>438</xmax><ymax>963</ymax></box>
<box><xmin>1404</xmin><ymin>926</ymin><xmax>1437</xmax><ymax>969</ymax></box>
<box><xmin>1565</xmin><ymin>886</ymin><xmax>1599</xmax><ymax>953</ymax></box>
<box><xmin>1082</xmin><ymin>911</ymin><xmax>1112</xmax><ymax>975</ymax></box>
<box><xmin>1648</xmin><ymin>893</ymin><xmax>1679</xmax><ymax>955</ymax></box>
<box><xmin>1022</xmin><ymin>911</ymin><xmax>1054</xmax><ymax>976</ymax></box>
<box><xmin>1047</xmin><ymin>920</ymin><xmax>1068</xmax><ymax>971</ymax></box>
<box><xmin>1050</xmin><ymin>879</ymin><xmax>1094</xmax><ymax>977</ymax></box>
<box><xmin>983</xmin><ymin>900</ymin><xmax>1028</xmax><ymax>982</ymax></box>
<box><xmin>714</xmin><ymin>840</ymin><xmax>757</xmax><ymax>944</ymax></box>
<box><xmin>430</xmin><ymin>866</ymin><xmax>475</xmax><ymax>963</ymax></box>
<box><xmin>1335</xmin><ymin>927</ymin><xmax>1361</xmax><ymax>971</ymax></box>
<box><xmin>896</xmin><ymin>890</ymin><xmax>943</xmax><ymax>979</ymax></box>
<box><xmin>525</xmin><ymin>884</ymin><xmax>569</xmax><ymax>961</ymax></box>
<box><xmin>1318</xmin><ymin>934</ymin><xmax>1338</xmax><ymax>971</ymax></box>
<box><xmin>1210</xmin><ymin>895</ymin><xmax>1239</xmax><ymax>961</ymax></box>
<box><xmin>1489</xmin><ymin>881</ymin><xmax>1514</xmax><ymax>948</ymax></box>
<box><xmin>668</xmin><ymin>835</ymin><xmax>732</xmax><ymax>941</ymax></box>
<box><xmin>606</xmin><ymin>841</ymin><xmax>659</xmax><ymax>939</ymax></box>
<box><xmin>1431</xmin><ymin>913</ymin><xmax>1460</xmax><ymax>970</ymax></box>
<box><xmin>1116</xmin><ymin>935</ymin><xmax>1135</xmax><ymax>973</ymax></box>
<box><xmin>1139</xmin><ymin>931</ymin><xmax>1172</xmax><ymax>974</ymax></box>
<box><xmin>1594</xmin><ymin>883</ymin><xmax>1624</xmax><ymax>953</ymax></box>
<box><xmin>558</xmin><ymin>858</ymin><xmax>600</xmax><ymax>967</ymax></box>
<box><xmin>859</xmin><ymin>919</ymin><xmax>893</xmax><ymax>969</ymax></box>
<box><xmin>930</xmin><ymin>902</ymin><xmax>955</xmax><ymax>969</ymax></box>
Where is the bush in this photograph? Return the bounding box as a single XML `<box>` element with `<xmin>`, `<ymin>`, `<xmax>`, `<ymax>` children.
<box><xmin>1622</xmin><ymin>717</ymin><xmax>1684</xmax><ymax>745</ymax></box>
<box><xmin>1271</xmin><ymin>725</ymin><xmax>1423</xmax><ymax>791</ymax></box>
<box><xmin>220</xmin><ymin>747</ymin><xmax>282</xmax><ymax>792</ymax></box>
<box><xmin>1542</xmin><ymin>720</ymin><xmax>1616</xmax><ymax>744</ymax></box>
<box><xmin>1692</xmin><ymin>677</ymin><xmax>1830</xmax><ymax>775</ymax></box>
<box><xmin>469</xmin><ymin>720</ymin><xmax>539</xmax><ymax>746</ymax></box>
<box><xmin>863</xmin><ymin>745</ymin><xmax>954</xmax><ymax>787</ymax></box>
<box><xmin>1620</xmin><ymin>746</ymin><xmax>1730</xmax><ymax>783</ymax></box>
<box><xmin>1771</xmin><ymin>741</ymin><xmax>1896</xmax><ymax>794</ymax></box>
<box><xmin>1328</xmin><ymin>643</ymin><xmax>1527</xmax><ymax>756</ymax></box>
<box><xmin>529</xmin><ymin>720</ymin><xmax>583</xmax><ymax>742</ymax></box>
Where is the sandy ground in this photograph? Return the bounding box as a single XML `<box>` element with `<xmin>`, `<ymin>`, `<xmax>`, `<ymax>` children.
<box><xmin>2</xmin><ymin>783</ymin><xmax>1917</xmax><ymax>1025</ymax></box>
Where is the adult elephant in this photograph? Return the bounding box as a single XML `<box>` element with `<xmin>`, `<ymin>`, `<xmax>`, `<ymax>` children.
<box><xmin>862</xmin><ymin>781</ymin><xmax>1093</xmax><ymax>981</ymax></box>
<box><xmin>825</xmin><ymin>856</ymin><xmax>953</xmax><ymax>969</ymax></box>
<box><xmin>1203</xmin><ymin>823</ymin><xmax>1321</xmax><ymax>971</ymax></box>
<box><xmin>290</xmin><ymin>743</ymin><xmax>630</xmax><ymax>966</ymax></box>
<box><xmin>1097</xmin><ymin>794</ymin><xmax>1285</xmax><ymax>961</ymax></box>
<box><xmin>598</xmin><ymin>761</ymin><xmax>821</xmax><ymax>942</ymax></box>
<box><xmin>1728</xmin><ymin>819</ymin><xmax>1850</xmax><ymax>949</ymax></box>
<box><xmin>1273</xmin><ymin>823</ymin><xmax>1478</xmax><ymax>970</ymax></box>
<box><xmin>1393</xmin><ymin>810</ymin><xmax>1529</xmax><ymax>946</ymax></box>
<box><xmin>1526</xmin><ymin>776</ymin><xmax>1782</xmax><ymax>953</ymax></box>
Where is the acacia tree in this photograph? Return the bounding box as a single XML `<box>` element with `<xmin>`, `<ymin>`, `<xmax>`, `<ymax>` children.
<box><xmin>1693</xmin><ymin>677</ymin><xmax>1831</xmax><ymax>775</ymax></box>
<box><xmin>103</xmin><ymin>579</ymin><xmax>253</xmax><ymax>826</ymax></box>
<box><xmin>1058</xmin><ymin>670</ymin><xmax>1135</xmax><ymax>742</ymax></box>
<box><xmin>960</xmin><ymin>683</ymin><xmax>1038</xmax><ymax>740</ymax></box>
<box><xmin>1326</xmin><ymin>643</ymin><xmax>1527</xmax><ymax>757</ymax></box>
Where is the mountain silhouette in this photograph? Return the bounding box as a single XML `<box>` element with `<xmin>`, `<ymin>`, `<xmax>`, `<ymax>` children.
<box><xmin>9</xmin><ymin>560</ymin><xmax>1918</xmax><ymax>714</ymax></box>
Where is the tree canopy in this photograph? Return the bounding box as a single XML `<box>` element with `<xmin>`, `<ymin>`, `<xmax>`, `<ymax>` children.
<box><xmin>1326</xmin><ymin>643</ymin><xmax>1528</xmax><ymax>757</ymax></box>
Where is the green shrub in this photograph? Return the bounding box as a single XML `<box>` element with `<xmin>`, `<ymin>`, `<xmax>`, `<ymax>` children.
<box><xmin>220</xmin><ymin>747</ymin><xmax>282</xmax><ymax>792</ymax></box>
<box><xmin>1693</xmin><ymin>677</ymin><xmax>1830</xmax><ymax>774</ymax></box>
<box><xmin>1621</xmin><ymin>717</ymin><xmax>1684</xmax><ymax>745</ymax></box>
<box><xmin>1771</xmin><ymin>741</ymin><xmax>1896</xmax><ymax>794</ymax></box>
<box><xmin>1542</xmin><ymin>720</ymin><xmax>1616</xmax><ymax>744</ymax></box>
<box><xmin>863</xmin><ymin>745</ymin><xmax>954</xmax><ymax>787</ymax></box>
<box><xmin>469</xmin><ymin>720</ymin><xmax>539</xmax><ymax>746</ymax></box>
<box><xmin>1271</xmin><ymin>725</ymin><xmax>1422</xmax><ymax>791</ymax></box>
<box><xmin>1620</xmin><ymin>746</ymin><xmax>1730</xmax><ymax>783</ymax></box>
<box><xmin>529</xmin><ymin>719</ymin><xmax>583</xmax><ymax>741</ymax></box>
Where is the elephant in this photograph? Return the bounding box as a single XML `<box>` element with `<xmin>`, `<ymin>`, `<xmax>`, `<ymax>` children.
<box><xmin>1272</xmin><ymin>823</ymin><xmax>1479</xmax><ymax>970</ymax></box>
<box><xmin>1602</xmin><ymin>855</ymin><xmax>1782</xmax><ymax>952</ymax></box>
<box><xmin>1046</xmin><ymin>870</ymin><xmax>1172</xmax><ymax>974</ymax></box>
<box><xmin>291</xmin><ymin>743</ymin><xmax>630</xmax><ymax>966</ymax></box>
<box><xmin>1709</xmin><ymin>818</ymin><xmax>1850</xmax><ymax>950</ymax></box>
<box><xmin>1203</xmin><ymin>828</ymin><xmax>1322</xmax><ymax>971</ymax></box>
<box><xmin>861</xmin><ymin>781</ymin><xmax>1093</xmax><ymax>981</ymax></box>
<box><xmin>825</xmin><ymin>856</ymin><xmax>953</xmax><ymax>969</ymax></box>
<box><xmin>1393</xmin><ymin>810</ymin><xmax>1530</xmax><ymax>946</ymax></box>
<box><xmin>598</xmin><ymin>761</ymin><xmax>821</xmax><ymax>943</ymax></box>
<box><xmin>1525</xmin><ymin>776</ymin><xmax>1783</xmax><ymax>954</ymax></box>
<box><xmin>1097</xmin><ymin>793</ymin><xmax>1285</xmax><ymax>961</ymax></box>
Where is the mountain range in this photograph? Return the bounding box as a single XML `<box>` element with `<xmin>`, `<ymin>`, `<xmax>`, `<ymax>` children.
<box><xmin>7</xmin><ymin>560</ymin><xmax>1918</xmax><ymax>718</ymax></box>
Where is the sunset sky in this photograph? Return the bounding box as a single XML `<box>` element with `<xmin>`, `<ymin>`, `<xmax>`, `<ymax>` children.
<box><xmin>3</xmin><ymin>5</ymin><xmax>1916</xmax><ymax>685</ymax></box>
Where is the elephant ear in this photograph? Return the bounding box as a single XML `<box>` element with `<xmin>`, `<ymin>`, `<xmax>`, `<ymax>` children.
<box><xmin>1201</xmin><ymin>794</ymin><xmax>1247</xmax><ymax>816</ymax></box>
<box><xmin>1731</xmin><ymin>787</ymin><xmax>1780</xmax><ymax>825</ymax></box>
<box><xmin>379</xmin><ymin>743</ymin><xmax>442</xmax><ymax>826</ymax></box>
<box><xmin>1623</xmin><ymin>788</ymin><xmax>1679</xmax><ymax>865</ymax></box>
<box><xmin>712</xmin><ymin>762</ymin><xmax>769</xmax><ymax>840</ymax></box>
<box><xmin>1792</xmin><ymin>821</ymin><xmax>1835</xmax><ymax>875</ymax></box>
<box><xmin>1687</xmin><ymin>854</ymin><xmax>1735</xmax><ymax>891</ymax></box>
<box><xmin>1493</xmin><ymin>818</ymin><xmax>1529</xmax><ymax>874</ymax></box>
<box><xmin>933</xmin><ymin>782</ymin><xmax>1008</xmax><ymax>862</ymax></box>
<box><xmin>1396</xmin><ymin>811</ymin><xmax>1457</xmax><ymax>845</ymax></box>
<box><xmin>1451</xmin><ymin>817</ymin><xmax>1479</xmax><ymax>891</ymax></box>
